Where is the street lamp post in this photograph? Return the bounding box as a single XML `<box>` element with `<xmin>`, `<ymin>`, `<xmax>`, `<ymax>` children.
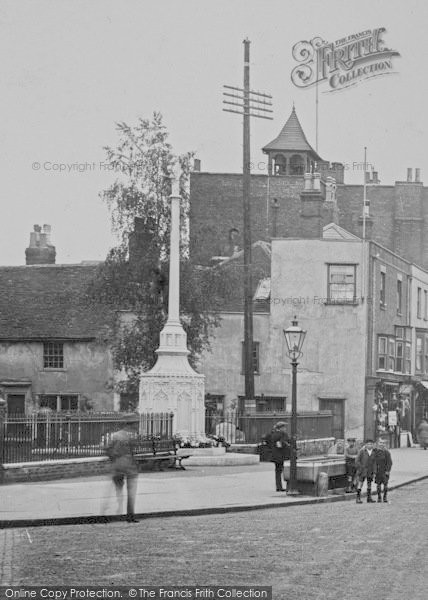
<box><xmin>283</xmin><ymin>317</ymin><xmax>306</xmax><ymax>495</ymax></box>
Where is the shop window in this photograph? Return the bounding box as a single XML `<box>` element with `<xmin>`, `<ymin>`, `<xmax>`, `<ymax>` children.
<box><xmin>43</xmin><ymin>342</ymin><xmax>64</xmax><ymax>369</ymax></box>
<box><xmin>396</xmin><ymin>342</ymin><xmax>404</xmax><ymax>373</ymax></box>
<box><xmin>388</xmin><ymin>338</ymin><xmax>395</xmax><ymax>371</ymax></box>
<box><xmin>405</xmin><ymin>343</ymin><xmax>411</xmax><ymax>374</ymax></box>
<box><xmin>395</xmin><ymin>327</ymin><xmax>411</xmax><ymax>374</ymax></box>
<box><xmin>379</xmin><ymin>330</ymin><xmax>411</xmax><ymax>374</ymax></box>
<box><xmin>378</xmin><ymin>336</ymin><xmax>387</xmax><ymax>370</ymax></box>
<box><xmin>327</xmin><ymin>264</ymin><xmax>356</xmax><ymax>303</ymax></box>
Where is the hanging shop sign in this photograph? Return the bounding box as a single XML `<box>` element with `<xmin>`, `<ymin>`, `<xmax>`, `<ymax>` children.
<box><xmin>388</xmin><ymin>410</ymin><xmax>398</xmax><ymax>427</ymax></box>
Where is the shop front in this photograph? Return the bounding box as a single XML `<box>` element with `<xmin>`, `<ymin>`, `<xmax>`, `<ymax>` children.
<box><xmin>373</xmin><ymin>379</ymin><xmax>413</xmax><ymax>448</ymax></box>
<box><xmin>413</xmin><ymin>380</ymin><xmax>428</xmax><ymax>434</ymax></box>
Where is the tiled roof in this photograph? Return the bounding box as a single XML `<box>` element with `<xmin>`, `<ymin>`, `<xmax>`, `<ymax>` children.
<box><xmin>262</xmin><ymin>107</ymin><xmax>323</xmax><ymax>160</ymax></box>
<box><xmin>0</xmin><ymin>264</ymin><xmax>113</xmax><ymax>340</ymax></box>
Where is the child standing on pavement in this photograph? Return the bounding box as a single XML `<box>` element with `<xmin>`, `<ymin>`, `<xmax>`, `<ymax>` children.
<box><xmin>355</xmin><ymin>439</ymin><xmax>377</xmax><ymax>504</ymax></box>
<box><xmin>374</xmin><ymin>438</ymin><xmax>392</xmax><ymax>503</ymax></box>
<box><xmin>344</xmin><ymin>437</ymin><xmax>358</xmax><ymax>493</ymax></box>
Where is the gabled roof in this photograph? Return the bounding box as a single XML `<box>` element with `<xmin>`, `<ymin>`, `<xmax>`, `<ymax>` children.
<box><xmin>0</xmin><ymin>264</ymin><xmax>113</xmax><ymax>341</ymax></box>
<box><xmin>262</xmin><ymin>106</ymin><xmax>323</xmax><ymax>161</ymax></box>
<box><xmin>323</xmin><ymin>223</ymin><xmax>361</xmax><ymax>241</ymax></box>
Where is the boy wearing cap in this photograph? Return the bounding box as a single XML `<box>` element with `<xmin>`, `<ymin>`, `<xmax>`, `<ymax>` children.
<box><xmin>344</xmin><ymin>438</ymin><xmax>358</xmax><ymax>493</ymax></box>
<box><xmin>265</xmin><ymin>421</ymin><xmax>290</xmax><ymax>492</ymax></box>
<box><xmin>374</xmin><ymin>438</ymin><xmax>392</xmax><ymax>502</ymax></box>
<box><xmin>355</xmin><ymin>439</ymin><xmax>377</xmax><ymax>504</ymax></box>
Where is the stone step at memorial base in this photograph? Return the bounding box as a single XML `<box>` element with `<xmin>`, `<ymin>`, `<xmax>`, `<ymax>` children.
<box><xmin>183</xmin><ymin>452</ymin><xmax>260</xmax><ymax>467</ymax></box>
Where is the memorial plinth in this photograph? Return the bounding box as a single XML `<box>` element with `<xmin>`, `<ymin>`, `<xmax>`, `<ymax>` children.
<box><xmin>138</xmin><ymin>187</ymin><xmax>205</xmax><ymax>436</ymax></box>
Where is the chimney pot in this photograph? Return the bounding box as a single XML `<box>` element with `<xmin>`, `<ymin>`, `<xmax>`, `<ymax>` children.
<box><xmin>29</xmin><ymin>231</ymin><xmax>39</xmax><ymax>248</ymax></box>
<box><xmin>407</xmin><ymin>168</ymin><xmax>413</xmax><ymax>182</ymax></box>
<box><xmin>193</xmin><ymin>158</ymin><xmax>201</xmax><ymax>172</ymax></box>
<box><xmin>415</xmin><ymin>168</ymin><xmax>421</xmax><ymax>183</ymax></box>
<box><xmin>365</xmin><ymin>172</ymin><xmax>371</xmax><ymax>184</ymax></box>
<box><xmin>25</xmin><ymin>225</ymin><xmax>56</xmax><ymax>265</ymax></box>
<box><xmin>43</xmin><ymin>224</ymin><xmax>52</xmax><ymax>245</ymax></box>
<box><xmin>372</xmin><ymin>171</ymin><xmax>378</xmax><ymax>184</ymax></box>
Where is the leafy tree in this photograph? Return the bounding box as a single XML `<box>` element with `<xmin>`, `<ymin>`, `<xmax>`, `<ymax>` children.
<box><xmin>88</xmin><ymin>113</ymin><xmax>233</xmax><ymax>401</ymax></box>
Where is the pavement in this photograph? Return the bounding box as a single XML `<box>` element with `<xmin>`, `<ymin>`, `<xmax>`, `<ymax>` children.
<box><xmin>0</xmin><ymin>447</ymin><xmax>427</xmax><ymax>528</ymax></box>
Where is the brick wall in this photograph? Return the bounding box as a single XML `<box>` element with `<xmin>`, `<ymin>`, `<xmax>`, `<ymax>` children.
<box><xmin>190</xmin><ymin>173</ymin><xmax>428</xmax><ymax>268</ymax></box>
<box><xmin>189</xmin><ymin>173</ymin><xmax>304</xmax><ymax>264</ymax></box>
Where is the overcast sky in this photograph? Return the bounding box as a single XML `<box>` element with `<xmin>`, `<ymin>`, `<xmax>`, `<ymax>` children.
<box><xmin>1</xmin><ymin>0</ymin><xmax>426</xmax><ymax>265</ymax></box>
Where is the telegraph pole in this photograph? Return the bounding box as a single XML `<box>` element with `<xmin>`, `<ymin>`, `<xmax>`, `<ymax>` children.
<box><xmin>223</xmin><ymin>39</ymin><xmax>273</xmax><ymax>410</ymax></box>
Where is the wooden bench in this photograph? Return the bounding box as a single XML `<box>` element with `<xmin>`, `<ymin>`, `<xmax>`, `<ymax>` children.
<box><xmin>133</xmin><ymin>437</ymin><xmax>191</xmax><ymax>471</ymax></box>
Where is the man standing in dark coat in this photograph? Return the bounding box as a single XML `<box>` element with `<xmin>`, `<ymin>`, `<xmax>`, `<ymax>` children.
<box><xmin>374</xmin><ymin>438</ymin><xmax>392</xmax><ymax>502</ymax></box>
<box><xmin>355</xmin><ymin>439</ymin><xmax>377</xmax><ymax>504</ymax></box>
<box><xmin>265</xmin><ymin>421</ymin><xmax>290</xmax><ymax>492</ymax></box>
<box><xmin>106</xmin><ymin>424</ymin><xmax>139</xmax><ymax>522</ymax></box>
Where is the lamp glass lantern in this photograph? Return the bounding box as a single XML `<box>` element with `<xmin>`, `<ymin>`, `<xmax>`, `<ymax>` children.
<box><xmin>284</xmin><ymin>317</ymin><xmax>306</xmax><ymax>361</ymax></box>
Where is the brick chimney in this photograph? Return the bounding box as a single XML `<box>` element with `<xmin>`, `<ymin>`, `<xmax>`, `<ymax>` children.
<box><xmin>25</xmin><ymin>224</ymin><xmax>56</xmax><ymax>265</ymax></box>
<box><xmin>300</xmin><ymin>172</ymin><xmax>324</xmax><ymax>238</ymax></box>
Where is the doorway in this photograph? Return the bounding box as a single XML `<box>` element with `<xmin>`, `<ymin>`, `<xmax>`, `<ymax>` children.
<box><xmin>7</xmin><ymin>394</ymin><xmax>26</xmax><ymax>414</ymax></box>
<box><xmin>319</xmin><ymin>398</ymin><xmax>345</xmax><ymax>440</ymax></box>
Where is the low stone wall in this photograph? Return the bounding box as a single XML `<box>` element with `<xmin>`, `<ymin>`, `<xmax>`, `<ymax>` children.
<box><xmin>1</xmin><ymin>456</ymin><xmax>110</xmax><ymax>484</ymax></box>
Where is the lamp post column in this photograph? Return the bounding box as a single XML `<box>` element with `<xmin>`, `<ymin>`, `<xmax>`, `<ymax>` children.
<box><xmin>289</xmin><ymin>359</ymin><xmax>298</xmax><ymax>494</ymax></box>
<box><xmin>283</xmin><ymin>316</ymin><xmax>306</xmax><ymax>496</ymax></box>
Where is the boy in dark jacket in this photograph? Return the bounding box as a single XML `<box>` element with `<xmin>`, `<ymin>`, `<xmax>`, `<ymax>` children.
<box><xmin>374</xmin><ymin>438</ymin><xmax>392</xmax><ymax>502</ymax></box>
<box><xmin>355</xmin><ymin>439</ymin><xmax>377</xmax><ymax>504</ymax></box>
<box><xmin>344</xmin><ymin>437</ymin><xmax>358</xmax><ymax>493</ymax></box>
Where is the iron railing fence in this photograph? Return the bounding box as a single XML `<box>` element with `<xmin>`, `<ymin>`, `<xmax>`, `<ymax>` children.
<box><xmin>205</xmin><ymin>410</ymin><xmax>334</xmax><ymax>444</ymax></box>
<box><xmin>0</xmin><ymin>411</ymin><xmax>174</xmax><ymax>463</ymax></box>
